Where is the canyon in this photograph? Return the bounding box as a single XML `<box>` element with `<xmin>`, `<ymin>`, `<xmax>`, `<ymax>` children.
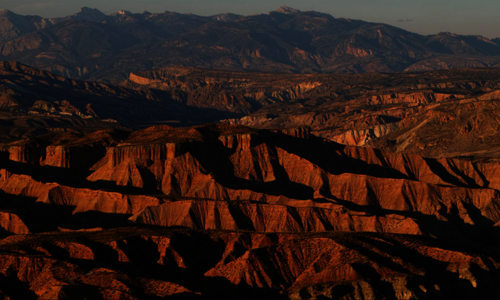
<box><xmin>0</xmin><ymin>121</ymin><xmax>499</xmax><ymax>298</ymax></box>
<box><xmin>124</xmin><ymin>64</ymin><xmax>500</xmax><ymax>159</ymax></box>
<box><xmin>1</xmin><ymin>48</ymin><xmax>500</xmax><ymax>297</ymax></box>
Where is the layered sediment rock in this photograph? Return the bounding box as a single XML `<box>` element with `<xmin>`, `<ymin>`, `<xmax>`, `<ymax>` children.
<box><xmin>0</xmin><ymin>212</ymin><xmax>30</xmax><ymax>234</ymax></box>
<box><xmin>0</xmin><ymin>229</ymin><xmax>498</xmax><ymax>299</ymax></box>
<box><xmin>0</xmin><ymin>124</ymin><xmax>499</xmax><ymax>299</ymax></box>
<box><xmin>331</xmin><ymin>123</ymin><xmax>400</xmax><ymax>146</ymax></box>
<box><xmin>84</xmin><ymin>125</ymin><xmax>500</xmax><ymax>232</ymax></box>
<box><xmin>8</xmin><ymin>144</ymin><xmax>45</xmax><ymax>165</ymax></box>
<box><xmin>132</xmin><ymin>200</ymin><xmax>423</xmax><ymax>234</ymax></box>
<box><xmin>42</xmin><ymin>145</ymin><xmax>105</xmax><ymax>169</ymax></box>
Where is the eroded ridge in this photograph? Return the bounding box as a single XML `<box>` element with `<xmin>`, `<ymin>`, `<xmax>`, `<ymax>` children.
<box><xmin>0</xmin><ymin>124</ymin><xmax>499</xmax><ymax>299</ymax></box>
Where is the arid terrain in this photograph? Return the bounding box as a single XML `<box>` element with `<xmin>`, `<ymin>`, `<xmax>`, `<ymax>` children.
<box><xmin>0</xmin><ymin>61</ymin><xmax>500</xmax><ymax>298</ymax></box>
<box><xmin>1</xmin><ymin>7</ymin><xmax>500</xmax><ymax>298</ymax></box>
<box><xmin>2</xmin><ymin>7</ymin><xmax>500</xmax><ymax>83</ymax></box>
<box><xmin>0</xmin><ymin>121</ymin><xmax>500</xmax><ymax>299</ymax></box>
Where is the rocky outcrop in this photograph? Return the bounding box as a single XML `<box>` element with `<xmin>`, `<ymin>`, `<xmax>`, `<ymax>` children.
<box><xmin>7</xmin><ymin>61</ymin><xmax>500</xmax><ymax>149</ymax></box>
<box><xmin>38</xmin><ymin>185</ymin><xmax>161</xmax><ymax>215</ymax></box>
<box><xmin>206</xmin><ymin>233</ymin><xmax>500</xmax><ymax>299</ymax></box>
<box><xmin>0</xmin><ymin>61</ymin><xmax>232</xmax><ymax>129</ymax></box>
<box><xmin>331</xmin><ymin>123</ymin><xmax>400</xmax><ymax>146</ymax></box>
<box><xmin>0</xmin><ymin>212</ymin><xmax>30</xmax><ymax>234</ymax></box>
<box><xmin>84</xmin><ymin>126</ymin><xmax>500</xmax><ymax>229</ymax></box>
<box><xmin>367</xmin><ymin>100</ymin><xmax>500</xmax><ymax>158</ymax></box>
<box><xmin>0</xmin><ymin>124</ymin><xmax>499</xmax><ymax>298</ymax></box>
<box><xmin>0</xmin><ymin>169</ymin><xmax>54</xmax><ymax>198</ymax></box>
<box><xmin>0</xmin><ymin>169</ymin><xmax>161</xmax><ymax>230</ymax></box>
<box><xmin>0</xmin><ymin>229</ymin><xmax>497</xmax><ymax>299</ymax></box>
<box><xmin>132</xmin><ymin>199</ymin><xmax>423</xmax><ymax>234</ymax></box>
<box><xmin>8</xmin><ymin>144</ymin><xmax>45</xmax><ymax>165</ymax></box>
<box><xmin>362</xmin><ymin>92</ymin><xmax>464</xmax><ymax>106</ymax></box>
<box><xmin>42</xmin><ymin>145</ymin><xmax>106</xmax><ymax>169</ymax></box>
<box><xmin>128</xmin><ymin>73</ymin><xmax>161</xmax><ymax>85</ymax></box>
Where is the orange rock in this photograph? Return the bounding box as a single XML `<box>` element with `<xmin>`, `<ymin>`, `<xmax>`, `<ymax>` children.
<box><xmin>0</xmin><ymin>212</ymin><xmax>30</xmax><ymax>234</ymax></box>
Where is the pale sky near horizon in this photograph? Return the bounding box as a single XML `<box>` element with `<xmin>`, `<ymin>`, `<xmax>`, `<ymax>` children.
<box><xmin>2</xmin><ymin>0</ymin><xmax>500</xmax><ymax>38</ymax></box>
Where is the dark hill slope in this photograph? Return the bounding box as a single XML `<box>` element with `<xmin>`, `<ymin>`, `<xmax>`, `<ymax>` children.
<box><xmin>1</xmin><ymin>7</ymin><xmax>500</xmax><ymax>82</ymax></box>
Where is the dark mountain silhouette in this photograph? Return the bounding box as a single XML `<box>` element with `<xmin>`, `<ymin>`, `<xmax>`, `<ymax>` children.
<box><xmin>1</xmin><ymin>6</ymin><xmax>500</xmax><ymax>82</ymax></box>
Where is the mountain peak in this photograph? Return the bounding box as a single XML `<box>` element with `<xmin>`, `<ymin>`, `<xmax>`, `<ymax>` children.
<box><xmin>436</xmin><ymin>31</ymin><xmax>458</xmax><ymax>37</ymax></box>
<box><xmin>76</xmin><ymin>7</ymin><xmax>105</xmax><ymax>16</ymax></box>
<box><xmin>73</xmin><ymin>7</ymin><xmax>106</xmax><ymax>22</ymax></box>
<box><xmin>211</xmin><ymin>13</ymin><xmax>242</xmax><ymax>22</ymax></box>
<box><xmin>79</xmin><ymin>7</ymin><xmax>96</xmax><ymax>13</ymax></box>
<box><xmin>275</xmin><ymin>6</ymin><xmax>301</xmax><ymax>14</ymax></box>
<box><xmin>117</xmin><ymin>9</ymin><xmax>133</xmax><ymax>15</ymax></box>
<box><xmin>0</xmin><ymin>9</ymin><xmax>12</xmax><ymax>16</ymax></box>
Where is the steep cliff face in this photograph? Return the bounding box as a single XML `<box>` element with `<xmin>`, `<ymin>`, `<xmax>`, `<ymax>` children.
<box><xmin>131</xmin><ymin>199</ymin><xmax>423</xmax><ymax>234</ymax></box>
<box><xmin>0</xmin><ymin>212</ymin><xmax>30</xmax><ymax>234</ymax></box>
<box><xmin>38</xmin><ymin>185</ymin><xmax>161</xmax><ymax>216</ymax></box>
<box><xmin>86</xmin><ymin>125</ymin><xmax>500</xmax><ymax>216</ymax></box>
<box><xmin>8</xmin><ymin>143</ymin><xmax>45</xmax><ymax>165</ymax></box>
<box><xmin>0</xmin><ymin>124</ymin><xmax>499</xmax><ymax>299</ymax></box>
<box><xmin>0</xmin><ymin>168</ymin><xmax>162</xmax><ymax>232</ymax></box>
<box><xmin>4</xmin><ymin>124</ymin><xmax>500</xmax><ymax>231</ymax></box>
<box><xmin>42</xmin><ymin>145</ymin><xmax>106</xmax><ymax>169</ymax></box>
<box><xmin>0</xmin><ymin>229</ymin><xmax>498</xmax><ymax>300</ymax></box>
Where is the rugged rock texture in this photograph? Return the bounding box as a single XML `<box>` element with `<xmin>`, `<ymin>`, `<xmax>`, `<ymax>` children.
<box><xmin>331</xmin><ymin>123</ymin><xmax>400</xmax><ymax>146</ymax></box>
<box><xmin>0</xmin><ymin>229</ymin><xmax>498</xmax><ymax>299</ymax></box>
<box><xmin>81</xmin><ymin>125</ymin><xmax>500</xmax><ymax>236</ymax></box>
<box><xmin>0</xmin><ymin>120</ymin><xmax>500</xmax><ymax>298</ymax></box>
<box><xmin>2</xmin><ymin>7</ymin><xmax>500</xmax><ymax>82</ymax></box>
<box><xmin>212</xmin><ymin>67</ymin><xmax>500</xmax><ymax>158</ymax></box>
<box><xmin>123</xmin><ymin>67</ymin><xmax>323</xmax><ymax>115</ymax></box>
<box><xmin>367</xmin><ymin>100</ymin><xmax>500</xmax><ymax>159</ymax></box>
<box><xmin>122</xmin><ymin>65</ymin><xmax>500</xmax><ymax>152</ymax></box>
<box><xmin>0</xmin><ymin>124</ymin><xmax>498</xmax><ymax>298</ymax></box>
<box><xmin>0</xmin><ymin>211</ymin><xmax>30</xmax><ymax>234</ymax></box>
<box><xmin>4</xmin><ymin>19</ymin><xmax>500</xmax><ymax>296</ymax></box>
<box><xmin>131</xmin><ymin>199</ymin><xmax>423</xmax><ymax>234</ymax></box>
<box><xmin>6</xmin><ymin>61</ymin><xmax>500</xmax><ymax>158</ymax></box>
<box><xmin>0</xmin><ymin>61</ymin><xmax>255</xmax><ymax>136</ymax></box>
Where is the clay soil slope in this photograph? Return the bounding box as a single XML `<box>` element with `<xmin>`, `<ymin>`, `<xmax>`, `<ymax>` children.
<box><xmin>0</xmin><ymin>124</ymin><xmax>498</xmax><ymax>299</ymax></box>
<box><xmin>7</xmin><ymin>61</ymin><xmax>500</xmax><ymax>161</ymax></box>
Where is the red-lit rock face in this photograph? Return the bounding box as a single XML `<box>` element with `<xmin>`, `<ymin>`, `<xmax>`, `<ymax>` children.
<box><xmin>7</xmin><ymin>53</ymin><xmax>500</xmax><ymax>298</ymax></box>
<box><xmin>0</xmin><ymin>124</ymin><xmax>499</xmax><ymax>298</ymax></box>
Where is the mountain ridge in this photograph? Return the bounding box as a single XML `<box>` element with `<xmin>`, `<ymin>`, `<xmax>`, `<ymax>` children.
<box><xmin>3</xmin><ymin>6</ymin><xmax>500</xmax><ymax>300</ymax></box>
<box><xmin>1</xmin><ymin>7</ymin><xmax>500</xmax><ymax>82</ymax></box>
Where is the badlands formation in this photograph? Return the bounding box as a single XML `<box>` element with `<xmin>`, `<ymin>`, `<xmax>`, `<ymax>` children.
<box><xmin>0</xmin><ymin>123</ymin><xmax>499</xmax><ymax>298</ymax></box>
<box><xmin>1</xmin><ymin>62</ymin><xmax>500</xmax><ymax>298</ymax></box>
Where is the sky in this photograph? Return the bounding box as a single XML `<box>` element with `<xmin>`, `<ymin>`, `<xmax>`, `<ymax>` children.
<box><xmin>2</xmin><ymin>0</ymin><xmax>500</xmax><ymax>38</ymax></box>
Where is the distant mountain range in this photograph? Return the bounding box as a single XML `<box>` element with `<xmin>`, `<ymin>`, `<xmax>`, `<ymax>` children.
<box><xmin>2</xmin><ymin>6</ymin><xmax>500</xmax><ymax>82</ymax></box>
